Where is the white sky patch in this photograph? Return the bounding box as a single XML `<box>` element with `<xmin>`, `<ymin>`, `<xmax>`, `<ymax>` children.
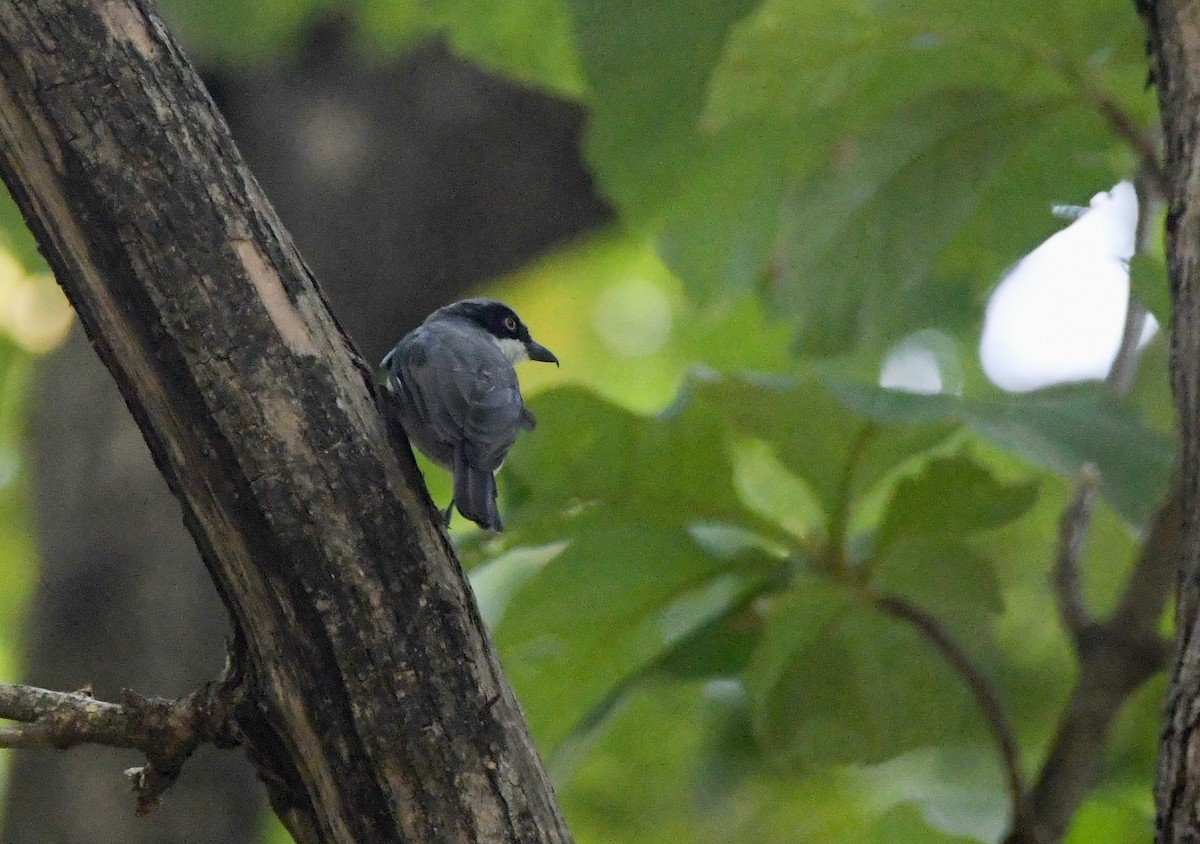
<box><xmin>880</xmin><ymin>329</ymin><xmax>963</xmax><ymax>395</ymax></box>
<box><xmin>979</xmin><ymin>181</ymin><xmax>1158</xmax><ymax>393</ymax></box>
<box><xmin>881</xmin><ymin>346</ymin><xmax>942</xmax><ymax>393</ymax></box>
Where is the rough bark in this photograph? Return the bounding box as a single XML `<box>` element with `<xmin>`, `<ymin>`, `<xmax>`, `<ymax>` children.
<box><xmin>0</xmin><ymin>2</ymin><xmax>572</xmax><ymax>842</ymax></box>
<box><xmin>1145</xmin><ymin>0</ymin><xmax>1200</xmax><ymax>840</ymax></box>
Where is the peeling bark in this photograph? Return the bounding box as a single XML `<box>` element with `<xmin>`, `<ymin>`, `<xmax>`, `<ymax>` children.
<box><xmin>0</xmin><ymin>2</ymin><xmax>571</xmax><ymax>841</ymax></box>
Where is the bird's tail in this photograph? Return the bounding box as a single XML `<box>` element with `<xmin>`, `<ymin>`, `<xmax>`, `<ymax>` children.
<box><xmin>453</xmin><ymin>451</ymin><xmax>502</xmax><ymax>531</ymax></box>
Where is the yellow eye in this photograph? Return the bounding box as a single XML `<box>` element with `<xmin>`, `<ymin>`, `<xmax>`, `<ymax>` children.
<box><xmin>503</xmin><ymin>317</ymin><xmax>517</xmax><ymax>332</ymax></box>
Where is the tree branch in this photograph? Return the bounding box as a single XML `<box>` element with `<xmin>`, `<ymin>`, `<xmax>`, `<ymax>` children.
<box><xmin>1008</xmin><ymin>493</ymin><xmax>1177</xmax><ymax>844</ymax></box>
<box><xmin>999</xmin><ymin>146</ymin><xmax>1176</xmax><ymax>844</ymax></box>
<box><xmin>1093</xmin><ymin>95</ymin><xmax>1168</xmax><ymax>198</ymax></box>
<box><xmin>0</xmin><ymin>673</ymin><xmax>241</xmax><ymax>815</ymax></box>
<box><xmin>1144</xmin><ymin>5</ymin><xmax>1200</xmax><ymax>836</ymax></box>
<box><xmin>1052</xmin><ymin>466</ymin><xmax>1099</xmax><ymax>649</ymax></box>
<box><xmin>873</xmin><ymin>593</ymin><xmax>1027</xmax><ymax>830</ymax></box>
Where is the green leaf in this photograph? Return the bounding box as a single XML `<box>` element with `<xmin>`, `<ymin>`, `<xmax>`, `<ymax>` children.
<box><xmin>744</xmin><ymin>577</ymin><xmax>856</xmax><ymax>760</ymax></box>
<box><xmin>729</xmin><ymin>438</ymin><xmax>826</xmax><ymax>541</ymax></box>
<box><xmin>418</xmin><ymin>0</ymin><xmax>585</xmax><ymax>96</ymax></box>
<box><xmin>867</xmin><ymin>803</ymin><xmax>980</xmax><ymax>844</ymax></box>
<box><xmin>684</xmin><ymin>0</ymin><xmax>1143</xmax><ymax>344</ymax></box>
<box><xmin>567</xmin><ymin>0</ymin><xmax>761</xmax><ymax>221</ymax></box>
<box><xmin>874</xmin><ymin>538</ymin><xmax>1006</xmax><ymax>637</ymax></box>
<box><xmin>877</xmin><ymin>454</ymin><xmax>1039</xmax><ymax>552</ymax></box>
<box><xmin>852</xmin><ymin>747</ymin><xmax>1009</xmax><ymax>843</ymax></box>
<box><xmin>554</xmin><ymin>679</ymin><xmax>733</xmax><ymax>844</ymax></box>
<box><xmin>832</xmin><ymin>383</ymin><xmax>1175</xmax><ymax>527</ymax></box>
<box><xmin>704</xmin><ymin>0</ymin><xmax>1149</xmax><ymax>134</ymax></box>
<box><xmin>771</xmin><ymin>89</ymin><xmax>1043</xmax><ymax>356</ymax></box>
<box><xmin>657</xmin><ymin>122</ymin><xmax>792</xmax><ymax>301</ymax></box>
<box><xmin>468</xmin><ymin>541</ymin><xmax>568</xmax><ymax>628</ymax></box>
<box><xmin>494</xmin><ymin>522</ymin><xmax>761</xmax><ymax>750</ymax></box>
<box><xmin>746</xmin><ymin>578</ymin><xmax>987</xmax><ymax>766</ymax></box>
<box><xmin>691</xmin><ymin>374</ymin><xmax>958</xmax><ymax>533</ymax></box>
<box><xmin>1063</xmin><ymin>798</ymin><xmax>1152</xmax><ymax>844</ymax></box>
<box><xmin>564</xmin><ymin>2</ymin><xmax>797</xmax><ymax>304</ymax></box>
<box><xmin>502</xmin><ymin>385</ymin><xmax>755</xmax><ymax>540</ymax></box>
<box><xmin>652</xmin><ymin>595</ymin><xmax>764</xmax><ymax>681</ymax></box>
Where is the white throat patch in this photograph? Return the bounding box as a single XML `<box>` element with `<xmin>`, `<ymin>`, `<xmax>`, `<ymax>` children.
<box><xmin>492</xmin><ymin>336</ymin><xmax>529</xmax><ymax>365</ymax></box>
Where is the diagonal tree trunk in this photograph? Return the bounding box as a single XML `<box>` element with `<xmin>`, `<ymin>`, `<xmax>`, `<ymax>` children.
<box><xmin>3</xmin><ymin>21</ymin><xmax>606</xmax><ymax>844</ymax></box>
<box><xmin>0</xmin><ymin>2</ymin><xmax>572</xmax><ymax>841</ymax></box>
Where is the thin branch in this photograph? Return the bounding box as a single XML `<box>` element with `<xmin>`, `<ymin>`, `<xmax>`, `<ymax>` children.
<box><xmin>1007</xmin><ymin>494</ymin><xmax>1177</xmax><ymax>844</ymax></box>
<box><xmin>0</xmin><ymin>672</ymin><xmax>241</xmax><ymax>815</ymax></box>
<box><xmin>1108</xmin><ymin>162</ymin><xmax>1163</xmax><ymax>394</ymax></box>
<box><xmin>1053</xmin><ymin>465</ymin><xmax>1099</xmax><ymax>648</ymax></box>
<box><xmin>1049</xmin><ymin>161</ymin><xmax>1163</xmax><ymax>663</ymax></box>
<box><xmin>874</xmin><ymin>592</ymin><xmax>1027</xmax><ymax>830</ymax></box>
<box><xmin>1008</xmin><ymin>153</ymin><xmax>1175</xmax><ymax>844</ymax></box>
<box><xmin>1093</xmin><ymin>95</ymin><xmax>1167</xmax><ymax>198</ymax></box>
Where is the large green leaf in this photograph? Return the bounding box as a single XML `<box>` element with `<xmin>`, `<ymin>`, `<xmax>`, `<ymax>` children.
<box><xmin>705</xmin><ymin>0</ymin><xmax>1150</xmax><ymax>134</ymax></box>
<box><xmin>833</xmin><ymin>383</ymin><xmax>1175</xmax><ymax>527</ymax></box>
<box><xmin>1062</xmin><ymin>799</ymin><xmax>1153</xmax><ymax>844</ymax></box>
<box><xmin>852</xmin><ymin>747</ymin><xmax>1009</xmax><ymax>843</ymax></box>
<box><xmin>876</xmin><ymin>454</ymin><xmax>1039</xmax><ymax>552</ymax></box>
<box><xmin>566</xmin><ymin>0</ymin><xmax>760</xmax><ymax>221</ymax></box>
<box><xmin>494</xmin><ymin>521</ymin><xmax>763</xmax><ymax>750</ymax></box>
<box><xmin>657</xmin><ymin>122</ymin><xmax>793</xmax><ymax>301</ymax></box>
<box><xmin>690</xmin><ymin>374</ymin><xmax>958</xmax><ymax>534</ymax></box>
<box><xmin>362</xmin><ymin>0</ymin><xmax>584</xmax><ymax>95</ymax></box>
<box><xmin>561</xmin><ymin>0</ymin><xmax>793</xmax><ymax>299</ymax></box>
<box><xmin>500</xmin><ymin>385</ymin><xmax>760</xmax><ymax>541</ymax></box>
<box><xmin>746</xmin><ymin>577</ymin><xmax>987</xmax><ymax>766</ymax></box>
<box><xmin>575</xmin><ymin>0</ymin><xmax>1152</xmax><ymax>347</ymax></box>
<box><xmin>873</xmin><ymin>538</ymin><xmax>1006</xmax><ymax>649</ymax></box>
<box><xmin>560</xmin><ymin>680</ymin><xmax>1008</xmax><ymax>843</ymax></box>
<box><xmin>770</xmin><ymin>90</ymin><xmax>1072</xmax><ymax>356</ymax></box>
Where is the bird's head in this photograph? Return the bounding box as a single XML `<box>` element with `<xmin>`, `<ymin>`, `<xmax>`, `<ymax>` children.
<box><xmin>436</xmin><ymin>298</ymin><xmax>559</xmax><ymax>367</ymax></box>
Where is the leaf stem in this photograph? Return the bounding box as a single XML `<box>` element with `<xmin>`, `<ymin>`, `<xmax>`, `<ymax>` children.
<box><xmin>872</xmin><ymin>592</ymin><xmax>1027</xmax><ymax>832</ymax></box>
<box><xmin>825</xmin><ymin>423</ymin><xmax>875</xmax><ymax>572</ymax></box>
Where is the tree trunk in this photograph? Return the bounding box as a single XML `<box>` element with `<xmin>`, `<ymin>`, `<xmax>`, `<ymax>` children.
<box><xmin>1144</xmin><ymin>1</ymin><xmax>1200</xmax><ymax>840</ymax></box>
<box><xmin>0</xmin><ymin>2</ymin><xmax>572</xmax><ymax>842</ymax></box>
<box><xmin>2</xmin><ymin>19</ymin><xmax>605</xmax><ymax>842</ymax></box>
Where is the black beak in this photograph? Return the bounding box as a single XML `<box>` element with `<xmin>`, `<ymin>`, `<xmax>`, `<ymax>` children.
<box><xmin>526</xmin><ymin>339</ymin><xmax>559</xmax><ymax>366</ymax></box>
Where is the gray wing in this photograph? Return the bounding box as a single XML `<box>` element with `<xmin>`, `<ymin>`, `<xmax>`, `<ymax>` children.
<box><xmin>451</xmin><ymin>362</ymin><xmax>523</xmax><ymax>531</ymax></box>
<box><xmin>459</xmin><ymin>370</ymin><xmax>527</xmax><ymax>471</ymax></box>
<box><xmin>384</xmin><ymin>326</ymin><xmax>458</xmax><ymax>467</ymax></box>
<box><xmin>384</xmin><ymin>320</ymin><xmax>528</xmax><ymax>472</ymax></box>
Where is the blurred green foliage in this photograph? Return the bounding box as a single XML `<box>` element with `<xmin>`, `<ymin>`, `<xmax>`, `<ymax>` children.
<box><xmin>434</xmin><ymin>0</ymin><xmax>1165</xmax><ymax>840</ymax></box>
<box><xmin>0</xmin><ymin>0</ymin><xmax>1173</xmax><ymax>843</ymax></box>
<box><xmin>0</xmin><ymin>202</ymin><xmax>63</xmax><ymax>826</ymax></box>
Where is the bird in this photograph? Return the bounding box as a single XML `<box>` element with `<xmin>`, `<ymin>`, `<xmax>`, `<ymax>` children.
<box><xmin>381</xmin><ymin>298</ymin><xmax>558</xmax><ymax>531</ymax></box>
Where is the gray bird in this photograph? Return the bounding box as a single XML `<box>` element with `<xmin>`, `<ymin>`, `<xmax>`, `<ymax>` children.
<box><xmin>381</xmin><ymin>298</ymin><xmax>558</xmax><ymax>531</ymax></box>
